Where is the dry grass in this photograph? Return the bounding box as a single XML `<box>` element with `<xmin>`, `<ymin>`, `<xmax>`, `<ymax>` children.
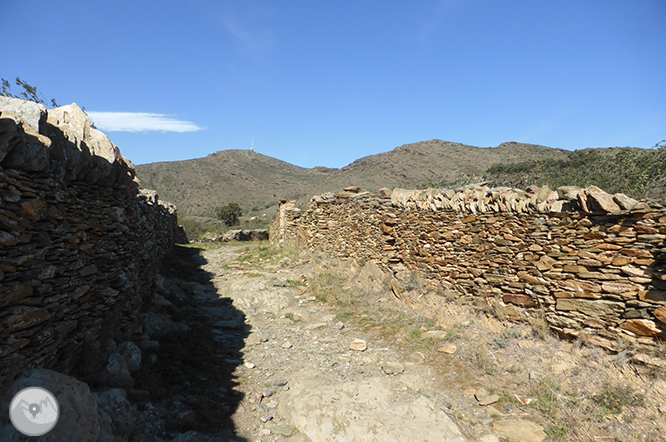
<box><xmin>278</xmin><ymin>245</ymin><xmax>666</xmax><ymax>442</ymax></box>
<box><xmin>226</xmin><ymin>241</ymin><xmax>666</xmax><ymax>441</ymax></box>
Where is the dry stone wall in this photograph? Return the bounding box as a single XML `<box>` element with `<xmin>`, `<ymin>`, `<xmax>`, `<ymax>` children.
<box><xmin>272</xmin><ymin>185</ymin><xmax>666</xmax><ymax>350</ymax></box>
<box><xmin>0</xmin><ymin>97</ymin><xmax>183</xmax><ymax>390</ymax></box>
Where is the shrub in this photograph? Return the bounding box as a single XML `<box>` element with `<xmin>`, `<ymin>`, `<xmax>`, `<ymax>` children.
<box><xmin>216</xmin><ymin>202</ymin><xmax>243</xmax><ymax>226</ymax></box>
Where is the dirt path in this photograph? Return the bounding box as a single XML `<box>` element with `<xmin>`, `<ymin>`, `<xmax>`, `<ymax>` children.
<box><xmin>186</xmin><ymin>243</ymin><xmax>665</xmax><ymax>442</ymax></box>
<box><xmin>201</xmin><ymin>245</ymin><xmax>469</xmax><ymax>442</ymax></box>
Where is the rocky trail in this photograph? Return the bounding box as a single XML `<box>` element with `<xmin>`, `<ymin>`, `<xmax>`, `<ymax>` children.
<box><xmin>133</xmin><ymin>241</ymin><xmax>665</xmax><ymax>442</ymax></box>
<box><xmin>202</xmin><ymin>244</ymin><xmax>468</xmax><ymax>442</ymax></box>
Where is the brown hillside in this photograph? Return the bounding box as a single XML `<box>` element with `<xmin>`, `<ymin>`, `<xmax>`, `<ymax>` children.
<box><xmin>135</xmin><ymin>140</ymin><xmax>570</xmax><ymax>219</ymax></box>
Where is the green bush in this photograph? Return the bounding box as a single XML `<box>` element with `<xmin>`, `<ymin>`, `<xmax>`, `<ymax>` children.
<box><xmin>216</xmin><ymin>202</ymin><xmax>243</xmax><ymax>226</ymax></box>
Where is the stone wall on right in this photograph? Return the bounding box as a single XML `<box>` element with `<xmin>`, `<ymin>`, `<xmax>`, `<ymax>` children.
<box><xmin>274</xmin><ymin>185</ymin><xmax>666</xmax><ymax>350</ymax></box>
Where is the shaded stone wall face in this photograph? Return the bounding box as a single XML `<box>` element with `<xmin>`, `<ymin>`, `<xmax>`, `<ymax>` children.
<box><xmin>269</xmin><ymin>200</ymin><xmax>303</xmax><ymax>244</ymax></box>
<box><xmin>277</xmin><ymin>191</ymin><xmax>666</xmax><ymax>349</ymax></box>
<box><xmin>1</xmin><ymin>98</ymin><xmax>180</xmax><ymax>390</ymax></box>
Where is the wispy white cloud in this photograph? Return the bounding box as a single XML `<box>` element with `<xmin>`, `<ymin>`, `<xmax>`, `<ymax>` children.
<box><xmin>211</xmin><ymin>1</ymin><xmax>276</xmax><ymax>63</ymax></box>
<box><xmin>221</xmin><ymin>14</ymin><xmax>275</xmax><ymax>62</ymax></box>
<box><xmin>418</xmin><ymin>0</ymin><xmax>466</xmax><ymax>43</ymax></box>
<box><xmin>86</xmin><ymin>112</ymin><xmax>204</xmax><ymax>133</ymax></box>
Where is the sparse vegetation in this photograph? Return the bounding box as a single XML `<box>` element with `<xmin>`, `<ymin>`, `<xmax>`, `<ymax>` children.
<box><xmin>492</xmin><ymin>327</ymin><xmax>522</xmax><ymax>349</ymax></box>
<box><xmin>592</xmin><ymin>382</ymin><xmax>645</xmax><ymax>415</ymax></box>
<box><xmin>1</xmin><ymin>76</ymin><xmax>59</xmax><ymax>108</ymax></box>
<box><xmin>486</xmin><ymin>144</ymin><xmax>666</xmax><ymax>200</ymax></box>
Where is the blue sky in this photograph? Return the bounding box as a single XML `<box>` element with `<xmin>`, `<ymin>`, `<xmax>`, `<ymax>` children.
<box><xmin>2</xmin><ymin>0</ymin><xmax>664</xmax><ymax>168</ymax></box>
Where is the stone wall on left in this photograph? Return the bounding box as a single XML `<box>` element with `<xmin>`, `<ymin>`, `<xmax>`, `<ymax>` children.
<box><xmin>0</xmin><ymin>97</ymin><xmax>183</xmax><ymax>391</ymax></box>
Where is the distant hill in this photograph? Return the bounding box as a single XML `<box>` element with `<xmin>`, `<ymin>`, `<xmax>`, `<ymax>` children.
<box><xmin>135</xmin><ymin>140</ymin><xmax>570</xmax><ymax>219</ymax></box>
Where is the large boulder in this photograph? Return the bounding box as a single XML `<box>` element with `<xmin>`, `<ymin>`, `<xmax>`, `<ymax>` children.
<box><xmin>46</xmin><ymin>103</ymin><xmax>124</xmax><ymax>183</ymax></box>
<box><xmin>0</xmin><ymin>98</ymin><xmax>134</xmax><ymax>186</ymax></box>
<box><xmin>0</xmin><ymin>369</ymin><xmax>102</xmax><ymax>441</ymax></box>
<box><xmin>0</xmin><ymin>369</ymin><xmax>137</xmax><ymax>442</ymax></box>
<box><xmin>0</xmin><ymin>112</ymin><xmax>51</xmax><ymax>170</ymax></box>
<box><xmin>0</xmin><ymin>96</ymin><xmax>46</xmax><ymax>133</ymax></box>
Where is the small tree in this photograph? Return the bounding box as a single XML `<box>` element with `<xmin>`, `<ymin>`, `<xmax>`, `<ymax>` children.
<box><xmin>216</xmin><ymin>202</ymin><xmax>243</xmax><ymax>226</ymax></box>
<box><xmin>1</xmin><ymin>76</ymin><xmax>58</xmax><ymax>108</ymax></box>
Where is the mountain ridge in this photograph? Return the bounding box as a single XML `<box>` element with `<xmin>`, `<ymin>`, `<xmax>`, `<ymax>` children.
<box><xmin>135</xmin><ymin>139</ymin><xmax>570</xmax><ymax>219</ymax></box>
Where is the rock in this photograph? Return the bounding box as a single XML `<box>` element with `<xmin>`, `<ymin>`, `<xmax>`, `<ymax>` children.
<box><xmin>391</xmin><ymin>188</ymin><xmax>420</xmax><ymax>206</ymax></box>
<box><xmin>304</xmin><ymin>322</ymin><xmax>327</xmax><ymax>330</ymax></box>
<box><xmin>613</xmin><ymin>193</ymin><xmax>637</xmax><ymax>210</ymax></box>
<box><xmin>143</xmin><ymin>312</ymin><xmax>190</xmax><ymax>339</ymax></box>
<box><xmin>654</xmin><ymin>306</ymin><xmax>666</xmax><ymax>324</ymax></box>
<box><xmin>283</xmin><ymin>340</ymin><xmax>293</xmax><ymax>349</ymax></box>
<box><xmin>104</xmin><ymin>353</ymin><xmax>134</xmax><ymax>388</ymax></box>
<box><xmin>0</xmin><ymin>110</ymin><xmax>52</xmax><ymax>172</ymax></box>
<box><xmin>556</xmin><ymin>186</ymin><xmax>583</xmax><ymax>201</ymax></box>
<box><xmin>172</xmin><ymin>431</ymin><xmax>198</xmax><ymax>442</ymax></box>
<box><xmin>555</xmin><ymin>299</ymin><xmax>623</xmax><ymax>318</ymax></box>
<box><xmin>601</xmin><ymin>281</ymin><xmax>639</xmax><ymax>295</ymax></box>
<box><xmin>586</xmin><ymin>335</ymin><xmax>620</xmax><ymax>352</ymax></box>
<box><xmin>214</xmin><ymin>319</ymin><xmax>244</xmax><ymax>329</ymax></box>
<box><xmin>335</xmin><ymin>321</ymin><xmax>345</xmax><ymax>330</ymax></box>
<box><xmin>631</xmin><ymin>353</ymin><xmax>665</xmax><ymax>368</ymax></box>
<box><xmin>535</xmin><ymin>255</ymin><xmax>556</xmax><ymax>271</ymax></box>
<box><xmin>620</xmin><ymin>319</ymin><xmax>663</xmax><ymax>337</ymax></box>
<box><xmin>94</xmin><ymin>388</ymin><xmax>137</xmax><ymax>442</ymax></box>
<box><xmin>265</xmin><ymin>399</ymin><xmax>279</xmax><ymax>409</ymax></box>
<box><xmin>381</xmin><ymin>361</ymin><xmax>405</xmax><ymax>375</ymax></box>
<box><xmin>221</xmin><ymin>229</ymin><xmax>269</xmax><ymax>242</ymax></box>
<box><xmin>336</xmin><ymin>190</ymin><xmax>357</xmax><ymax>199</ymax></box>
<box><xmin>620</xmin><ymin>265</ymin><xmax>648</xmax><ymax>278</ymax></box>
<box><xmin>583</xmin><ymin>185</ymin><xmax>621</xmax><ymax>213</ymax></box>
<box><xmin>246</xmin><ymin>332</ymin><xmax>269</xmax><ymax>346</ymax></box>
<box><xmin>492</xmin><ymin>419</ymin><xmax>546</xmax><ymax>442</ymax></box>
<box><xmin>377</xmin><ymin>188</ymin><xmax>392</xmax><ymax>199</ymax></box>
<box><xmin>475</xmin><ymin>388</ymin><xmax>489</xmax><ymax>402</ymax></box>
<box><xmin>118</xmin><ymin>341</ymin><xmax>142</xmax><ymax>373</ymax></box>
<box><xmin>479</xmin><ymin>434</ymin><xmax>501</xmax><ymax>442</ymax></box>
<box><xmin>46</xmin><ymin>103</ymin><xmax>122</xmax><ymax>184</ymax></box>
<box><xmin>349</xmin><ymin>339</ymin><xmax>368</xmax><ymax>351</ymax></box>
<box><xmin>529</xmin><ymin>371</ymin><xmax>543</xmax><ymax>382</ymax></box>
<box><xmin>0</xmin><ymin>96</ymin><xmax>47</xmax><ymax>132</ymax></box>
<box><xmin>438</xmin><ymin>344</ymin><xmax>457</xmax><ymax>354</ymax></box>
<box><xmin>503</xmin><ymin>293</ymin><xmax>538</xmax><ymax>307</ymax></box>
<box><xmin>474</xmin><ymin>388</ymin><xmax>500</xmax><ymax>405</ymax></box>
<box><xmin>280</xmin><ymin>369</ymin><xmax>466</xmax><ymax>442</ymax></box>
<box><xmin>0</xmin><ymin>369</ymin><xmax>102</xmax><ymax>441</ymax></box>
<box><xmin>422</xmin><ymin>330</ymin><xmax>448</xmax><ymax>339</ymax></box>
<box><xmin>478</xmin><ymin>394</ymin><xmax>500</xmax><ymax>406</ymax></box>
<box><xmin>273</xmin><ymin>425</ymin><xmax>294</xmax><ymax>437</ymax></box>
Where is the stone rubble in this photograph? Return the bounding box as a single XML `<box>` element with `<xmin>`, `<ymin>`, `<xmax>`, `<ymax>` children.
<box><xmin>200</xmin><ymin>229</ymin><xmax>269</xmax><ymax>243</ymax></box>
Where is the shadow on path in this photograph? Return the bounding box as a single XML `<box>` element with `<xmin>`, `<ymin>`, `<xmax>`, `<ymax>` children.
<box><xmin>129</xmin><ymin>244</ymin><xmax>251</xmax><ymax>441</ymax></box>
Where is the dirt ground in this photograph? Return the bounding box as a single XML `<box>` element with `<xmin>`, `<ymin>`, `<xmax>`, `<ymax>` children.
<box><xmin>137</xmin><ymin>241</ymin><xmax>666</xmax><ymax>441</ymax></box>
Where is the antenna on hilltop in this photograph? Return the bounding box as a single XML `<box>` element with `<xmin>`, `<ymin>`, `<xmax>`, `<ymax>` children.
<box><xmin>250</xmin><ymin>138</ymin><xmax>254</xmax><ymax>152</ymax></box>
